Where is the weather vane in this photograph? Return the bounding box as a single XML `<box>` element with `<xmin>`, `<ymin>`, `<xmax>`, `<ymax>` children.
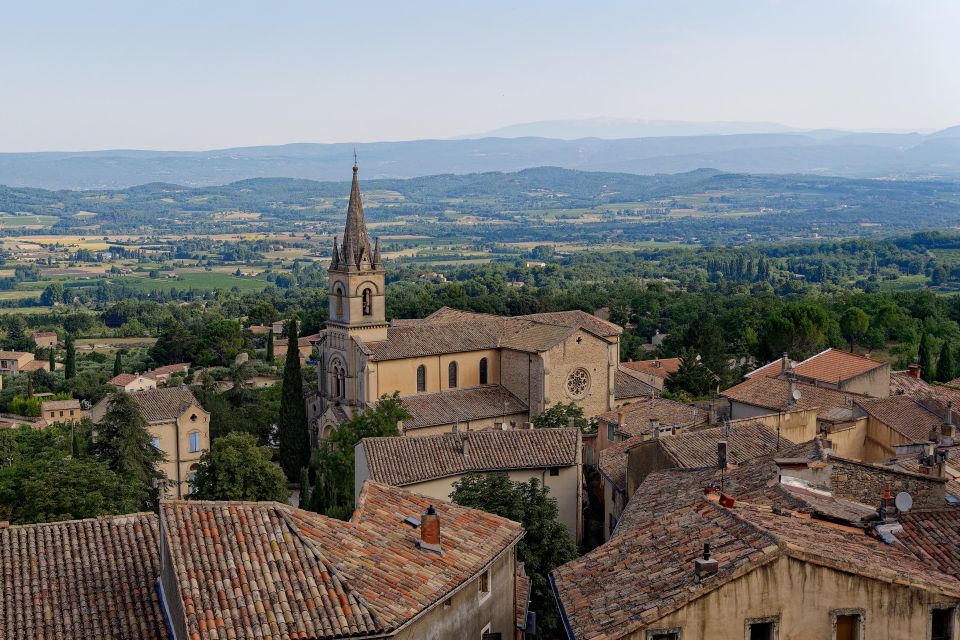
<box><xmin>353</xmin><ymin>147</ymin><xmax>358</xmax><ymax>166</ymax></box>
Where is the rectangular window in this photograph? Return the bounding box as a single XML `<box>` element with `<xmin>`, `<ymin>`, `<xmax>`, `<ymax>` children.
<box><xmin>549</xmin><ymin>466</ymin><xmax>560</xmax><ymax>477</ymax></box>
<box><xmin>834</xmin><ymin>613</ymin><xmax>861</xmax><ymax>640</ymax></box>
<box><xmin>932</xmin><ymin>608</ymin><xmax>954</xmax><ymax>640</ymax></box>
<box><xmin>607</xmin><ymin>422</ymin><xmax>616</xmax><ymax>442</ymax></box>
<box><xmin>478</xmin><ymin>569</ymin><xmax>490</xmax><ymax>601</ymax></box>
<box><xmin>650</xmin><ymin>633</ymin><xmax>679</xmax><ymax>640</ymax></box>
<box><xmin>152</xmin><ymin>436</ymin><xmax>161</xmax><ymax>450</ymax></box>
<box><xmin>749</xmin><ymin>621</ymin><xmax>775</xmax><ymax>640</ymax></box>
<box><xmin>189</xmin><ymin>431</ymin><xmax>200</xmax><ymax>453</ymax></box>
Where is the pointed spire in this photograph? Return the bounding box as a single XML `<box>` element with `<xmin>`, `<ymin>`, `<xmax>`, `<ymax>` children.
<box><xmin>340</xmin><ymin>161</ymin><xmax>373</xmax><ymax>270</ymax></box>
<box><xmin>372</xmin><ymin>237</ymin><xmax>382</xmax><ymax>266</ymax></box>
<box><xmin>329</xmin><ymin>236</ymin><xmax>340</xmax><ymax>271</ymax></box>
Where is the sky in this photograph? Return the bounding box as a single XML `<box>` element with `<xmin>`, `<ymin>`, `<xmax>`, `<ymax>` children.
<box><xmin>1</xmin><ymin>0</ymin><xmax>958</xmax><ymax>151</ymax></box>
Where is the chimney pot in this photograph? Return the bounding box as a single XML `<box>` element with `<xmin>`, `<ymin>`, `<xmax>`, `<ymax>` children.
<box><xmin>908</xmin><ymin>364</ymin><xmax>921</xmax><ymax>379</ymax></box>
<box><xmin>781</xmin><ymin>352</ymin><xmax>789</xmax><ymax>375</ymax></box>
<box><xmin>419</xmin><ymin>505</ymin><xmax>442</xmax><ymax>554</ymax></box>
<box><xmin>694</xmin><ymin>541</ymin><xmax>719</xmax><ymax>579</ymax></box>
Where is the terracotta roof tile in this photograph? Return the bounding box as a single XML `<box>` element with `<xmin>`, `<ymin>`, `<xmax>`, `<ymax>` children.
<box><xmin>362</xmin><ymin>428</ymin><xmax>579</xmax><ymax>486</ymax></box>
<box><xmin>0</xmin><ymin>513</ymin><xmax>168</xmax><ymax>639</ymax></box>
<box><xmin>598</xmin><ymin>397</ymin><xmax>705</xmax><ymax>437</ymax></box>
<box><xmin>39</xmin><ymin>399</ymin><xmax>81</xmax><ymax>411</ymax></box>
<box><xmin>108</xmin><ymin>372</ymin><xmax>140</xmax><ymax>386</ymax></box>
<box><xmin>898</xmin><ymin>510</ymin><xmax>960</xmax><ymax>579</ymax></box>
<box><xmin>399</xmin><ymin>385</ymin><xmax>527</xmax><ymax>431</ymax></box>
<box><xmin>614</xmin><ymin>367</ymin><xmax>657</xmax><ymax>400</ymax></box>
<box><xmin>791</xmin><ymin>348</ymin><xmax>886</xmax><ymax>384</ymax></box>
<box><xmin>722</xmin><ymin>376</ymin><xmax>860</xmax><ymax>414</ymax></box>
<box><xmin>129</xmin><ymin>386</ymin><xmax>201</xmax><ymax>423</ymax></box>
<box><xmin>621</xmin><ymin>358</ymin><xmax>682</xmax><ymax>379</ymax></box>
<box><xmin>856</xmin><ymin>395</ymin><xmax>946</xmax><ymax>442</ymax></box>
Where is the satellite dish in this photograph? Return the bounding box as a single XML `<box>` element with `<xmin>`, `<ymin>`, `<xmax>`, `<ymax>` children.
<box><xmin>895</xmin><ymin>492</ymin><xmax>913</xmax><ymax>512</ymax></box>
<box><xmin>791</xmin><ymin>388</ymin><xmax>802</xmax><ymax>401</ymax></box>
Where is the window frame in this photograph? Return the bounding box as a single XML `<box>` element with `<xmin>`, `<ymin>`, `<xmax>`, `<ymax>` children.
<box><xmin>361</xmin><ymin>287</ymin><xmax>373</xmax><ymax>316</ymax></box>
<box><xmin>830</xmin><ymin>608</ymin><xmax>865</xmax><ymax>640</ymax></box>
<box><xmin>416</xmin><ymin>364</ymin><xmax>426</xmax><ymax>393</ymax></box>
<box><xmin>478</xmin><ymin>568</ymin><xmax>491</xmax><ymax>603</ymax></box>
<box><xmin>930</xmin><ymin>604</ymin><xmax>957</xmax><ymax>640</ymax></box>
<box><xmin>607</xmin><ymin>421</ymin><xmax>616</xmax><ymax>442</ymax></box>
<box><xmin>745</xmin><ymin>616</ymin><xmax>780</xmax><ymax>640</ymax></box>
<box><xmin>448</xmin><ymin>361</ymin><xmax>458</xmax><ymax>389</ymax></box>
<box><xmin>646</xmin><ymin>628</ymin><xmax>682</xmax><ymax>640</ymax></box>
<box><xmin>188</xmin><ymin>430</ymin><xmax>201</xmax><ymax>453</ymax></box>
<box><xmin>479</xmin><ymin>357</ymin><xmax>488</xmax><ymax>385</ymax></box>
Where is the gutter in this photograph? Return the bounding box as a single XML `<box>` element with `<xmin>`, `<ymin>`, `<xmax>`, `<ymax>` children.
<box><xmin>549</xmin><ymin>572</ymin><xmax>576</xmax><ymax>640</ymax></box>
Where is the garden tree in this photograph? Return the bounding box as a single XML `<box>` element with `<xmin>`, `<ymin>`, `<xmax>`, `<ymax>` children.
<box><xmin>936</xmin><ymin>342</ymin><xmax>957</xmax><ymax>383</ymax></box>
<box><xmin>113</xmin><ymin>351</ymin><xmax>123</xmax><ymax>377</ymax></box>
<box><xmin>532</xmin><ymin>402</ymin><xmax>590</xmax><ymax>432</ymax></box>
<box><xmin>63</xmin><ymin>333</ymin><xmax>76</xmax><ymax>380</ymax></box>
<box><xmin>309</xmin><ymin>393</ymin><xmax>410</xmax><ymax>519</ymax></box>
<box><xmin>150</xmin><ymin>320</ymin><xmax>197</xmax><ymax>366</ymax></box>
<box><xmin>196</xmin><ymin>318</ymin><xmax>245</xmax><ymax>366</ymax></box>
<box><xmin>761</xmin><ymin>301</ymin><xmax>833</xmax><ymax>360</ymax></box>
<box><xmin>248</xmin><ymin>301</ymin><xmax>278</xmax><ymax>326</ymax></box>
<box><xmin>40</xmin><ymin>282</ymin><xmax>64</xmax><ymax>306</ymax></box>
<box><xmin>278</xmin><ymin>319</ymin><xmax>310</xmax><ymax>479</ymax></box>
<box><xmin>189</xmin><ymin>432</ymin><xmax>288</xmax><ymax>501</ymax></box>
<box><xmin>451</xmin><ymin>472</ymin><xmax>577</xmax><ymax>640</ymax></box>
<box><xmin>919</xmin><ymin>332</ymin><xmax>934</xmax><ymax>382</ymax></box>
<box><xmin>92</xmin><ymin>393</ymin><xmax>168</xmax><ymax>509</ymax></box>
<box><xmin>840</xmin><ymin>306</ymin><xmax>870</xmax><ymax>352</ymax></box>
<box><xmin>666</xmin><ymin>349</ymin><xmax>717</xmax><ymax>399</ymax></box>
<box><xmin>266</xmin><ymin>331</ymin><xmax>274</xmax><ymax>362</ymax></box>
<box><xmin>0</xmin><ymin>424</ymin><xmax>141</xmax><ymax>525</ymax></box>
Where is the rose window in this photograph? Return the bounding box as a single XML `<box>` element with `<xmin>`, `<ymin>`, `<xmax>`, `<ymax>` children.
<box><xmin>566</xmin><ymin>368</ymin><xmax>590</xmax><ymax>399</ymax></box>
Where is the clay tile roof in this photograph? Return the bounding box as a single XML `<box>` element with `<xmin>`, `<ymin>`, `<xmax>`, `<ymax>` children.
<box><xmin>0</xmin><ymin>513</ymin><xmax>168</xmax><ymax>639</ymax></box>
<box><xmin>598</xmin><ymin>397</ymin><xmax>705</xmax><ymax>437</ymax></box>
<box><xmin>399</xmin><ymin>385</ymin><xmax>527</xmax><ymax>431</ymax></box>
<box><xmin>614</xmin><ymin>367</ymin><xmax>657</xmax><ymax>400</ymax></box>
<box><xmin>898</xmin><ymin>510</ymin><xmax>960</xmax><ymax>579</ymax></box>
<box><xmin>515</xmin><ymin>562</ymin><xmax>531</xmax><ymax>631</ymax></box>
<box><xmin>0</xmin><ymin>350</ymin><xmax>33</xmax><ymax>359</ymax></box>
<box><xmin>31</xmin><ymin>331</ymin><xmax>57</xmax><ymax>338</ymax></box>
<box><xmin>144</xmin><ymin>362</ymin><xmax>190</xmax><ymax>378</ymax></box>
<box><xmin>722</xmin><ymin>376</ymin><xmax>860</xmax><ymax>413</ymax></box>
<box><xmin>597</xmin><ymin>437</ymin><xmax>647</xmax><ymax>492</ymax></box>
<box><xmin>890</xmin><ymin>370</ymin><xmax>936</xmax><ymax>396</ymax></box>
<box><xmin>621</xmin><ymin>357</ymin><xmax>682</xmax><ymax>379</ymax></box>
<box><xmin>791</xmin><ymin>347</ymin><xmax>886</xmax><ymax>384</ymax></box>
<box><xmin>40</xmin><ymin>398</ymin><xmax>81</xmax><ymax>411</ymax></box>
<box><xmin>361</xmin><ymin>428</ymin><xmax>579</xmax><ymax>486</ymax></box>
<box><xmin>129</xmin><ymin>386</ymin><xmax>201</xmax><ymax>423</ymax></box>
<box><xmin>746</xmin><ymin>357</ymin><xmax>794</xmax><ymax>379</ymax></box>
<box><xmin>856</xmin><ymin>395</ymin><xmax>945</xmax><ymax>442</ymax></box>
<box><xmin>516</xmin><ymin>310</ymin><xmax>622</xmax><ymax>337</ymax></box>
<box><xmin>161</xmin><ymin>482</ymin><xmax>524</xmax><ymax>638</ymax></box>
<box><xmin>107</xmin><ymin>372</ymin><xmax>139</xmax><ymax>386</ymax></box>
<box><xmin>552</xmin><ymin>457</ymin><xmax>960</xmax><ymax>639</ymax></box>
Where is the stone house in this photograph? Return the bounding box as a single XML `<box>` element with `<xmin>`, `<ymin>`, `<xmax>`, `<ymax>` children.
<box><xmin>30</xmin><ymin>331</ymin><xmax>58</xmax><ymax>349</ymax></box>
<box><xmin>39</xmin><ymin>398</ymin><xmax>86</xmax><ymax>424</ymax></box>
<box><xmin>91</xmin><ymin>386</ymin><xmax>209</xmax><ymax>498</ymax></box>
<box><xmin>144</xmin><ymin>362</ymin><xmax>190</xmax><ymax>386</ymax></box>
<box><xmin>0</xmin><ymin>350</ymin><xmax>37</xmax><ymax>376</ymax></box>
<box><xmin>356</xmin><ymin>427</ymin><xmax>583</xmax><ymax>542</ymax></box>
<box><xmin>107</xmin><ymin>372</ymin><xmax>158</xmax><ymax>392</ymax></box>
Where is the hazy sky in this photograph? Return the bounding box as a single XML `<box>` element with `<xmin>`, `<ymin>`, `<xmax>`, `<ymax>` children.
<box><xmin>2</xmin><ymin>0</ymin><xmax>958</xmax><ymax>151</ymax></box>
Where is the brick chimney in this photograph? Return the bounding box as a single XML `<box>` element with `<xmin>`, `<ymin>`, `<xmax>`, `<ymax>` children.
<box><xmin>908</xmin><ymin>363</ymin><xmax>922</xmax><ymax>379</ymax></box>
<box><xmin>419</xmin><ymin>505</ymin><xmax>442</xmax><ymax>554</ymax></box>
<box><xmin>694</xmin><ymin>542</ymin><xmax>718</xmax><ymax>580</ymax></box>
<box><xmin>781</xmin><ymin>352</ymin><xmax>789</xmax><ymax>375</ymax></box>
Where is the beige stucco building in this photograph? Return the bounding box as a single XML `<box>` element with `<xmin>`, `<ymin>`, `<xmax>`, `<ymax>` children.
<box><xmin>314</xmin><ymin>164</ymin><xmax>650</xmax><ymax>439</ymax></box>
<box><xmin>91</xmin><ymin>386</ymin><xmax>209</xmax><ymax>498</ymax></box>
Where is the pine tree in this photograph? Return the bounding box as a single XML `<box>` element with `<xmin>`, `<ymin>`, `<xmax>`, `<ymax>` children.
<box><xmin>113</xmin><ymin>351</ymin><xmax>122</xmax><ymax>377</ymax></box>
<box><xmin>64</xmin><ymin>333</ymin><xmax>76</xmax><ymax>380</ymax></box>
<box><xmin>936</xmin><ymin>342</ymin><xmax>957</xmax><ymax>383</ymax></box>
<box><xmin>277</xmin><ymin>319</ymin><xmax>310</xmax><ymax>480</ymax></box>
<box><xmin>918</xmin><ymin>332</ymin><xmax>934</xmax><ymax>382</ymax></box>
<box><xmin>266</xmin><ymin>331</ymin><xmax>274</xmax><ymax>362</ymax></box>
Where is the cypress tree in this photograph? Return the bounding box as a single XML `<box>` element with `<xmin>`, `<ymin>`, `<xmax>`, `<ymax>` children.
<box><xmin>266</xmin><ymin>331</ymin><xmax>274</xmax><ymax>362</ymax></box>
<box><xmin>936</xmin><ymin>341</ymin><xmax>957</xmax><ymax>383</ymax></box>
<box><xmin>49</xmin><ymin>348</ymin><xmax>55</xmax><ymax>371</ymax></box>
<box><xmin>278</xmin><ymin>319</ymin><xmax>310</xmax><ymax>480</ymax></box>
<box><xmin>299</xmin><ymin>466</ymin><xmax>311</xmax><ymax>509</ymax></box>
<box><xmin>113</xmin><ymin>351</ymin><xmax>123</xmax><ymax>377</ymax></box>
<box><xmin>918</xmin><ymin>332</ymin><xmax>934</xmax><ymax>382</ymax></box>
<box><xmin>64</xmin><ymin>333</ymin><xmax>76</xmax><ymax>380</ymax></box>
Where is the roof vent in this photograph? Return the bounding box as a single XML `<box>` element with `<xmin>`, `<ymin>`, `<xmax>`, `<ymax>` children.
<box><xmin>418</xmin><ymin>505</ymin><xmax>442</xmax><ymax>554</ymax></box>
<box><xmin>694</xmin><ymin>542</ymin><xmax>718</xmax><ymax>580</ymax></box>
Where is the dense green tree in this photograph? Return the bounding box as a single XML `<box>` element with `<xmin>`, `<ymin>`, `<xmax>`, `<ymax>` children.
<box><xmin>936</xmin><ymin>342</ymin><xmax>957</xmax><ymax>383</ymax></box>
<box><xmin>278</xmin><ymin>319</ymin><xmax>310</xmax><ymax>480</ymax></box>
<box><xmin>40</xmin><ymin>282</ymin><xmax>64</xmax><ymax>306</ymax></box>
<box><xmin>532</xmin><ymin>402</ymin><xmax>590</xmax><ymax>432</ymax></box>
<box><xmin>761</xmin><ymin>301</ymin><xmax>832</xmax><ymax>360</ymax></box>
<box><xmin>266</xmin><ymin>331</ymin><xmax>274</xmax><ymax>362</ymax></box>
<box><xmin>92</xmin><ymin>393</ymin><xmax>168</xmax><ymax>509</ymax></box>
<box><xmin>113</xmin><ymin>351</ymin><xmax>123</xmax><ymax>377</ymax></box>
<box><xmin>63</xmin><ymin>333</ymin><xmax>76</xmax><ymax>380</ymax></box>
<box><xmin>299</xmin><ymin>466</ymin><xmax>311</xmax><ymax>508</ymax></box>
<box><xmin>451</xmin><ymin>472</ymin><xmax>577</xmax><ymax>640</ymax></box>
<box><xmin>840</xmin><ymin>306</ymin><xmax>870</xmax><ymax>352</ymax></box>
<box><xmin>197</xmin><ymin>318</ymin><xmax>245</xmax><ymax>366</ymax></box>
<box><xmin>150</xmin><ymin>320</ymin><xmax>197</xmax><ymax>365</ymax></box>
<box><xmin>666</xmin><ymin>349</ymin><xmax>717</xmax><ymax>398</ymax></box>
<box><xmin>309</xmin><ymin>393</ymin><xmax>410</xmax><ymax>519</ymax></box>
<box><xmin>189</xmin><ymin>432</ymin><xmax>288</xmax><ymax>501</ymax></box>
<box><xmin>919</xmin><ymin>332</ymin><xmax>935</xmax><ymax>382</ymax></box>
<box><xmin>48</xmin><ymin>348</ymin><xmax>55</xmax><ymax>371</ymax></box>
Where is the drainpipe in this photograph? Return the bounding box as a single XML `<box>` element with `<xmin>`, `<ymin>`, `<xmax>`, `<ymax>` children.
<box><xmin>528</xmin><ymin>354</ymin><xmax>532</xmax><ymax>422</ymax></box>
<box><xmin>174</xmin><ymin>418</ymin><xmax>182</xmax><ymax>499</ymax></box>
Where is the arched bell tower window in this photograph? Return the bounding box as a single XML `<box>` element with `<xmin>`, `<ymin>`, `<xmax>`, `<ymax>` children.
<box><xmin>331</xmin><ymin>359</ymin><xmax>346</xmax><ymax>399</ymax></box>
<box><xmin>479</xmin><ymin>357</ymin><xmax>488</xmax><ymax>385</ymax></box>
<box><xmin>362</xmin><ymin>288</ymin><xmax>373</xmax><ymax>316</ymax></box>
<box><xmin>448</xmin><ymin>361</ymin><xmax>458</xmax><ymax>389</ymax></box>
<box><xmin>416</xmin><ymin>365</ymin><xmax>426</xmax><ymax>393</ymax></box>
<box><xmin>333</xmin><ymin>284</ymin><xmax>344</xmax><ymax>319</ymax></box>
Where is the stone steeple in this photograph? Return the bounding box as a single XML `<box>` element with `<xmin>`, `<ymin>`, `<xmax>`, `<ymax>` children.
<box><xmin>335</xmin><ymin>161</ymin><xmax>375</xmax><ymax>272</ymax></box>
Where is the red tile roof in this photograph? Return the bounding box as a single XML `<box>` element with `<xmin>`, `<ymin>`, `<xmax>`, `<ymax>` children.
<box><xmin>898</xmin><ymin>510</ymin><xmax>960</xmax><ymax>579</ymax></box>
<box><xmin>129</xmin><ymin>386</ymin><xmax>202</xmax><ymax>423</ymax></box>
<box><xmin>361</xmin><ymin>428</ymin><xmax>579</xmax><ymax>486</ymax></box>
<box><xmin>399</xmin><ymin>385</ymin><xmax>528</xmax><ymax>431</ymax></box>
<box><xmin>791</xmin><ymin>348</ymin><xmax>886</xmax><ymax>384</ymax></box>
<box><xmin>598</xmin><ymin>397</ymin><xmax>705</xmax><ymax>437</ymax></box>
<box><xmin>722</xmin><ymin>376</ymin><xmax>860</xmax><ymax>413</ymax></box>
<box><xmin>160</xmin><ymin>482</ymin><xmax>524</xmax><ymax>638</ymax></box>
<box><xmin>621</xmin><ymin>357</ymin><xmax>682</xmax><ymax>379</ymax></box>
<box><xmin>0</xmin><ymin>513</ymin><xmax>168</xmax><ymax>639</ymax></box>
<box><xmin>856</xmin><ymin>395</ymin><xmax>946</xmax><ymax>442</ymax></box>
<box><xmin>107</xmin><ymin>372</ymin><xmax>140</xmax><ymax>386</ymax></box>
<box><xmin>613</xmin><ymin>367</ymin><xmax>657</xmax><ymax>400</ymax></box>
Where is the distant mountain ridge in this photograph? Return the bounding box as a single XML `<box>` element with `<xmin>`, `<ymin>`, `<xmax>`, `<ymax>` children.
<box><xmin>1</xmin><ymin>126</ymin><xmax>959</xmax><ymax>190</ymax></box>
<box><xmin>461</xmin><ymin>117</ymin><xmax>802</xmax><ymax>139</ymax></box>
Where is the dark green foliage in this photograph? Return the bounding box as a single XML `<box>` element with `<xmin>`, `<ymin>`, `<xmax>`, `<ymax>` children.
<box><xmin>840</xmin><ymin>306</ymin><xmax>870</xmax><ymax>352</ymax></box>
<box><xmin>309</xmin><ymin>393</ymin><xmax>409</xmax><ymax>519</ymax></box>
<box><xmin>64</xmin><ymin>333</ymin><xmax>76</xmax><ymax>380</ymax></box>
<box><xmin>197</xmin><ymin>318</ymin><xmax>245</xmax><ymax>366</ymax></box>
<box><xmin>266</xmin><ymin>331</ymin><xmax>274</xmax><ymax>362</ymax></box>
<box><xmin>666</xmin><ymin>349</ymin><xmax>718</xmax><ymax>399</ymax></box>
<box><xmin>451</xmin><ymin>472</ymin><xmax>577</xmax><ymax>640</ymax></box>
<box><xmin>299</xmin><ymin>466</ymin><xmax>311</xmax><ymax>509</ymax></box>
<box><xmin>48</xmin><ymin>348</ymin><xmax>55</xmax><ymax>371</ymax></box>
<box><xmin>150</xmin><ymin>320</ymin><xmax>197</xmax><ymax>365</ymax></box>
<box><xmin>278</xmin><ymin>319</ymin><xmax>310</xmax><ymax>480</ymax></box>
<box><xmin>532</xmin><ymin>402</ymin><xmax>589</xmax><ymax>432</ymax></box>
<box><xmin>189</xmin><ymin>432</ymin><xmax>288</xmax><ymax>501</ymax></box>
<box><xmin>919</xmin><ymin>332</ymin><xmax>934</xmax><ymax>382</ymax></box>
<box><xmin>92</xmin><ymin>392</ymin><xmax>168</xmax><ymax>509</ymax></box>
<box><xmin>936</xmin><ymin>342</ymin><xmax>957</xmax><ymax>383</ymax></box>
<box><xmin>113</xmin><ymin>351</ymin><xmax>122</xmax><ymax>377</ymax></box>
<box><xmin>193</xmin><ymin>383</ymin><xmax>281</xmax><ymax>444</ymax></box>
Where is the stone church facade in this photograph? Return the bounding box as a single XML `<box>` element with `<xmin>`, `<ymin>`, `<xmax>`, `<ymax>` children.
<box><xmin>314</xmin><ymin>164</ymin><xmax>654</xmax><ymax>440</ymax></box>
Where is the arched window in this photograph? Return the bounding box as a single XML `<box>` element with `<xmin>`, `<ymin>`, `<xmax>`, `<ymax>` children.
<box><xmin>334</xmin><ymin>285</ymin><xmax>344</xmax><ymax>319</ymax></box>
<box><xmin>417</xmin><ymin>365</ymin><xmax>426</xmax><ymax>393</ymax></box>
<box><xmin>479</xmin><ymin>357</ymin><xmax>488</xmax><ymax>385</ymax></box>
<box><xmin>337</xmin><ymin>367</ymin><xmax>346</xmax><ymax>399</ymax></box>
<box><xmin>448</xmin><ymin>361</ymin><xmax>458</xmax><ymax>389</ymax></box>
<box><xmin>362</xmin><ymin>288</ymin><xmax>373</xmax><ymax>316</ymax></box>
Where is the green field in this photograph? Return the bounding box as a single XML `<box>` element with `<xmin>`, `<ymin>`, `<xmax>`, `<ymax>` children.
<box><xmin>116</xmin><ymin>270</ymin><xmax>273</xmax><ymax>293</ymax></box>
<box><xmin>0</xmin><ymin>214</ymin><xmax>60</xmax><ymax>227</ymax></box>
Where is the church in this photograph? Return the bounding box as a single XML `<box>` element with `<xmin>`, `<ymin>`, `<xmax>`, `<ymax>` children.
<box><xmin>313</xmin><ymin>163</ymin><xmax>655</xmax><ymax>440</ymax></box>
